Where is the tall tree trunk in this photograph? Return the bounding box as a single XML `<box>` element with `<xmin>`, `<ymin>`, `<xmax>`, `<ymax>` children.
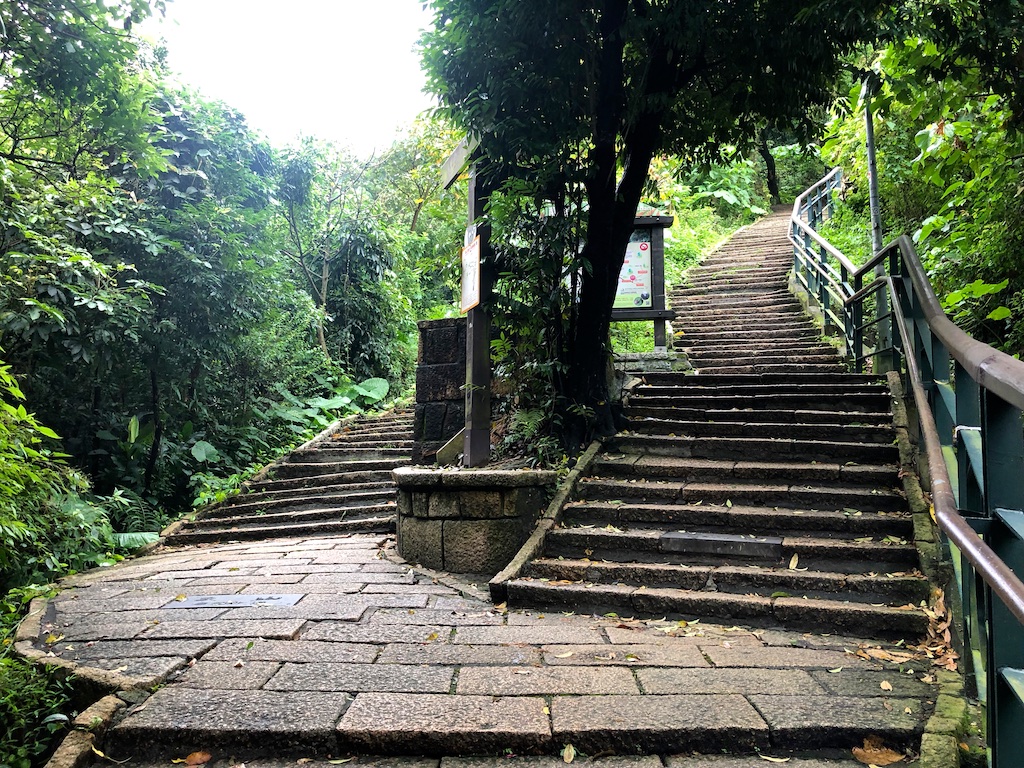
<box><xmin>759</xmin><ymin>137</ymin><xmax>781</xmax><ymax>205</ymax></box>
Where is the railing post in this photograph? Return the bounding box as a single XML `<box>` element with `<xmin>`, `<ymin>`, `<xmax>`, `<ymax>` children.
<box><xmin>983</xmin><ymin>393</ymin><xmax>1024</xmax><ymax>768</ymax></box>
<box><xmin>851</xmin><ymin>272</ymin><xmax>863</xmax><ymax>371</ymax></box>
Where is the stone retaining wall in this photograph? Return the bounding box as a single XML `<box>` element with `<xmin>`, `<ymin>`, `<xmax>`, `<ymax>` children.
<box><xmin>394</xmin><ymin>466</ymin><xmax>556</xmax><ymax>575</ymax></box>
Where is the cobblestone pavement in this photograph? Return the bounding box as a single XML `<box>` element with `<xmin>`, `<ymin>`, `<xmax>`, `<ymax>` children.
<box><xmin>23</xmin><ymin>534</ymin><xmax>939</xmax><ymax>763</ymax></box>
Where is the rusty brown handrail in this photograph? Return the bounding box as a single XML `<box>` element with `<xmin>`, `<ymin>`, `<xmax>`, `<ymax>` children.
<box><xmin>885</xmin><ymin>266</ymin><xmax>1024</xmax><ymax>626</ymax></box>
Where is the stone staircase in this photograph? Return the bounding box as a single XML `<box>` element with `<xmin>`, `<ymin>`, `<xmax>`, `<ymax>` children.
<box><xmin>502</xmin><ymin>211</ymin><xmax>932</xmax><ymax>639</ymax></box>
<box><xmin>165</xmin><ymin>409</ymin><xmax>413</xmax><ymax>544</ymax></box>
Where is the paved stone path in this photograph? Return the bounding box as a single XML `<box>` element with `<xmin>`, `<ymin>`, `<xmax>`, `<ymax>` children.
<box><xmin>24</xmin><ymin>533</ymin><xmax>942</xmax><ymax>763</ymax></box>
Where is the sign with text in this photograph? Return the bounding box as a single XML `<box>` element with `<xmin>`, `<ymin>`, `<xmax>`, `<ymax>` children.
<box><xmin>461</xmin><ymin>235</ymin><xmax>481</xmax><ymax>313</ymax></box>
<box><xmin>614</xmin><ymin>231</ymin><xmax>653</xmax><ymax>309</ymax></box>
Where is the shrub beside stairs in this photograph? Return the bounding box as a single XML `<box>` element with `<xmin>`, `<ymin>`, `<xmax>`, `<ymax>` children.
<box><xmin>499</xmin><ymin>210</ymin><xmax>933</xmax><ymax>640</ymax></box>
<box><xmin>164</xmin><ymin>409</ymin><xmax>414</xmax><ymax>544</ymax></box>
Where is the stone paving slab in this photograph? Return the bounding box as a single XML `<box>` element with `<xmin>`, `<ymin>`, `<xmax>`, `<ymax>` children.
<box><xmin>175</xmin><ymin>660</ymin><xmax>282</xmax><ymax>689</ymax></box>
<box><xmin>542</xmin><ymin>644</ymin><xmax>708</xmax><ymax>666</ymax></box>
<box><xmin>637</xmin><ymin>667</ymin><xmax>826</xmax><ymax>695</ymax></box>
<box><xmin>338</xmin><ymin>693</ymin><xmax>550</xmax><ymax>755</ymax></box>
<box><xmin>456</xmin><ymin>665</ymin><xmax>639</xmax><ymax>695</ymax></box>
<box><xmin>551</xmin><ymin>694</ymin><xmax>770</xmax><ymax>753</ymax></box>
<box><xmin>141</xmin><ymin>618</ymin><xmax>306</xmax><ymax>640</ymax></box>
<box><xmin>109</xmin><ymin>688</ymin><xmax>350</xmax><ymax>758</ymax></box>
<box><xmin>205</xmin><ymin>638</ymin><xmax>380</xmax><ymax>663</ymax></box>
<box><xmin>375</xmin><ymin>643</ymin><xmax>542</xmax><ymax>666</ymax></box>
<box><xmin>748</xmin><ymin>694</ymin><xmax>924</xmax><ymax>749</ymax></box>
<box><xmin>267</xmin><ymin>662</ymin><xmax>455</xmax><ymax>692</ymax></box>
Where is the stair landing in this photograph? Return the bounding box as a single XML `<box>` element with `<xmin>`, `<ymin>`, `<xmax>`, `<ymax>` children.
<box><xmin>24</xmin><ymin>534</ymin><xmax>936</xmax><ymax>763</ymax></box>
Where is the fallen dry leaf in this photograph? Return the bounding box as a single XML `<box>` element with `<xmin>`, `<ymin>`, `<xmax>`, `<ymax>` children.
<box><xmin>554</xmin><ymin>651</ymin><xmax>575</xmax><ymax>659</ymax></box>
<box><xmin>880</xmin><ymin>680</ymin><xmax>893</xmax><ymax>692</ymax></box>
<box><xmin>562</xmin><ymin>743</ymin><xmax>576</xmax><ymax>764</ymax></box>
<box><xmin>185</xmin><ymin>753</ymin><xmax>212</xmax><ymax>766</ymax></box>
<box><xmin>758</xmin><ymin>757</ymin><xmax>791</xmax><ymax>763</ymax></box>
<box><xmin>788</xmin><ymin>554</ymin><xmax>800</xmax><ymax>570</ymax></box>
<box><xmin>852</xmin><ymin>735</ymin><xmax>904</xmax><ymax>766</ymax></box>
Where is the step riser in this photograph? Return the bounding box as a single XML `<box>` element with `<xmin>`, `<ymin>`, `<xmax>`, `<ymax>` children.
<box><xmin>564</xmin><ymin>503</ymin><xmax>913</xmax><ymax>537</ymax></box>
<box><xmin>617</xmin><ymin>421</ymin><xmax>893</xmax><ymax>443</ymax></box>
<box><xmin>169</xmin><ymin>516</ymin><xmax>395</xmax><ymax>544</ymax></box>
<box><xmin>505</xmin><ymin>581</ymin><xmax>928</xmax><ymax>638</ymax></box>
<box><xmin>523</xmin><ymin>560</ymin><xmax>930</xmax><ymax>604</ymax></box>
<box><xmin>577</xmin><ymin>483</ymin><xmax>905</xmax><ymax>512</ymax></box>
<box><xmin>611</xmin><ymin>437</ymin><xmax>899</xmax><ymax>464</ymax></box>
<box><xmin>623</xmin><ymin>407</ymin><xmax>890</xmax><ymax>426</ymax></box>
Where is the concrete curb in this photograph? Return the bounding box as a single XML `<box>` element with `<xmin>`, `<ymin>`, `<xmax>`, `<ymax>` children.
<box><xmin>44</xmin><ymin>695</ymin><xmax>126</xmax><ymax>768</ymax></box>
<box><xmin>488</xmin><ymin>439</ymin><xmax>603</xmax><ymax>603</ymax></box>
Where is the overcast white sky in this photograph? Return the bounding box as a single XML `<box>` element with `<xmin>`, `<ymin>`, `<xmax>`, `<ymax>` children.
<box><xmin>140</xmin><ymin>0</ymin><xmax>436</xmax><ymax>157</ymax></box>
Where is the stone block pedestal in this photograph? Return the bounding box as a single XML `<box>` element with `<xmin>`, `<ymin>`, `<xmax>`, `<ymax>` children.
<box><xmin>394</xmin><ymin>467</ymin><xmax>557</xmax><ymax>575</ymax></box>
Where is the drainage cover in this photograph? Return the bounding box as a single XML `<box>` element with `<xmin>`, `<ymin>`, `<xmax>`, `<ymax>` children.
<box><xmin>163</xmin><ymin>594</ymin><xmax>303</xmax><ymax>609</ymax></box>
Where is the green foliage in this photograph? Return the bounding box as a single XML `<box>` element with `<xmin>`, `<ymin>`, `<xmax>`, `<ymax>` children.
<box><xmin>771</xmin><ymin>144</ymin><xmax>829</xmax><ymax>204</ymax></box>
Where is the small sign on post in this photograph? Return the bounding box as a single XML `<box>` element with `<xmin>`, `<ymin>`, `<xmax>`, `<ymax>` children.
<box><xmin>461</xmin><ymin>235</ymin><xmax>481</xmax><ymax>313</ymax></box>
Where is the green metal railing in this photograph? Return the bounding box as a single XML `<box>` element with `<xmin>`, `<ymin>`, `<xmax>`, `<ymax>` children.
<box><xmin>790</xmin><ymin>170</ymin><xmax>1024</xmax><ymax>767</ymax></box>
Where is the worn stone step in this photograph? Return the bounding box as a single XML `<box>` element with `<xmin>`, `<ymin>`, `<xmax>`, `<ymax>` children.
<box><xmin>220</xmin><ymin>480</ymin><xmax>394</xmax><ymax>507</ymax></box>
<box><xmin>577</xmin><ymin>477</ymin><xmax>905</xmax><ymax>512</ymax></box>
<box><xmin>288</xmin><ymin>447</ymin><xmax>412</xmax><ymax>463</ymax></box>
<box><xmin>683</xmin><ymin>347</ymin><xmax>839</xmax><ymax>363</ymax></box>
<box><xmin>544</xmin><ymin>527</ymin><xmax>918</xmax><ymax>573</ymax></box>
<box><xmin>623</xmin><ymin>405</ymin><xmax>891</xmax><ymax>426</ymax></box>
<box><xmin>675</xmin><ymin>327</ymin><xmax>821</xmax><ymax>342</ymax></box>
<box><xmin>247</xmin><ymin>471</ymin><xmax>395</xmax><ymax>494</ymax></box>
<box><xmin>563</xmin><ymin>499</ymin><xmax>913</xmax><ymax>537</ymax></box>
<box><xmin>691</xmin><ymin>363</ymin><xmax>850</xmax><ymax>375</ymax></box>
<box><xmin>315</xmin><ymin>437</ymin><xmax>414</xmax><ymax>450</ymax></box>
<box><xmin>168</xmin><ymin>515</ymin><xmax>395</xmax><ymax>544</ymax></box>
<box><xmin>273</xmin><ymin>458</ymin><xmax>411</xmax><ymax>480</ymax></box>
<box><xmin>610</xmin><ymin>433</ymin><xmax>899</xmax><ymax>464</ymax></box>
<box><xmin>638</xmin><ymin>372</ymin><xmax>881</xmax><ymax>387</ymax></box>
<box><xmin>524</xmin><ymin>557</ymin><xmax>930</xmax><ymax>605</ymax></box>
<box><xmin>201</xmin><ymin>489</ymin><xmax>395</xmax><ymax>519</ymax></box>
<box><xmin>186</xmin><ymin>501</ymin><xmax>396</xmax><ymax>530</ymax></box>
<box><xmin>504</xmin><ymin>579</ymin><xmax>930</xmax><ymax>638</ymax></box>
<box><xmin>591</xmin><ymin>455</ymin><xmax>898</xmax><ymax>486</ymax></box>
<box><xmin>679</xmin><ymin>342</ymin><xmax>832</xmax><ymax>357</ymax></box>
<box><xmin>617</xmin><ymin>418</ymin><xmax>893</xmax><ymax>444</ymax></box>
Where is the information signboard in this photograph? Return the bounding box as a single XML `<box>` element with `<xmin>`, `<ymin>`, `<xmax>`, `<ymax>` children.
<box><xmin>614</xmin><ymin>233</ymin><xmax>653</xmax><ymax>309</ymax></box>
<box><xmin>461</xmin><ymin>235</ymin><xmax>481</xmax><ymax>313</ymax></box>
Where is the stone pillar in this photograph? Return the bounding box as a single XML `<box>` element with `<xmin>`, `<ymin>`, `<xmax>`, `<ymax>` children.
<box><xmin>413</xmin><ymin>318</ymin><xmax>466</xmax><ymax>464</ymax></box>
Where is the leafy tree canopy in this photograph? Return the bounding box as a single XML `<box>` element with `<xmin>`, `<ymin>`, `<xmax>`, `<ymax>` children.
<box><xmin>422</xmin><ymin>0</ymin><xmax>890</xmax><ymax>446</ymax></box>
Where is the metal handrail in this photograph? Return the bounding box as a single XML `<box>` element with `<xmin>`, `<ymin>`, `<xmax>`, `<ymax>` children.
<box><xmin>886</xmin><ymin>272</ymin><xmax>1024</xmax><ymax>625</ymax></box>
<box><xmin>790</xmin><ymin>169</ymin><xmax>1024</xmax><ymax>767</ymax></box>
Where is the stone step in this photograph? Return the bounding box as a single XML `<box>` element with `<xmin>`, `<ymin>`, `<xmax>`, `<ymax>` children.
<box><xmin>167</xmin><ymin>514</ymin><xmax>395</xmax><ymax>544</ymax></box>
<box><xmin>563</xmin><ymin>499</ymin><xmax>913</xmax><ymax>537</ymax></box>
<box><xmin>609</xmin><ymin>433</ymin><xmax>899</xmax><ymax>464</ymax></box>
<box><xmin>619</xmin><ymin>418</ymin><xmax>893</xmax><ymax>444</ymax></box>
<box><xmin>690</xmin><ymin>363</ymin><xmax>850</xmax><ymax>375</ymax></box>
<box><xmin>675</xmin><ymin>327</ymin><xmax>820</xmax><ymax>342</ymax></box>
<box><xmin>685</xmin><ymin>355</ymin><xmax>845</xmax><ymax>371</ymax></box>
<box><xmin>288</xmin><ymin>447</ymin><xmax>412</xmax><ymax>463</ymax></box>
<box><xmin>683</xmin><ymin>347</ymin><xmax>839</xmax><ymax>362</ymax></box>
<box><xmin>524</xmin><ymin>557</ymin><xmax>930</xmax><ymax>605</ymax></box>
<box><xmin>273</xmin><ymin>458</ymin><xmax>411</xmax><ymax>480</ymax></box>
<box><xmin>316</xmin><ymin>437</ymin><xmax>414</xmax><ymax>449</ymax></box>
<box><xmin>186</xmin><ymin>501</ymin><xmax>396</xmax><ymax>529</ymax></box>
<box><xmin>674</xmin><ymin>339</ymin><xmax>834</xmax><ymax>353</ymax></box>
<box><xmin>577</xmin><ymin>477</ymin><xmax>905</xmax><ymax>512</ymax></box>
<box><xmin>543</xmin><ymin>527</ymin><xmax>919</xmax><ymax>572</ymax></box>
<box><xmin>504</xmin><ymin>579</ymin><xmax>930</xmax><ymax>638</ymax></box>
<box><xmin>623</xmin><ymin>405</ymin><xmax>891</xmax><ymax>426</ymax></box>
<box><xmin>247</xmin><ymin>471</ymin><xmax>395</xmax><ymax>494</ymax></box>
<box><xmin>200</xmin><ymin>489</ymin><xmax>396</xmax><ymax>518</ymax></box>
<box><xmin>220</xmin><ymin>480</ymin><xmax>394</xmax><ymax>506</ymax></box>
<box><xmin>590</xmin><ymin>455</ymin><xmax>898</xmax><ymax>485</ymax></box>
